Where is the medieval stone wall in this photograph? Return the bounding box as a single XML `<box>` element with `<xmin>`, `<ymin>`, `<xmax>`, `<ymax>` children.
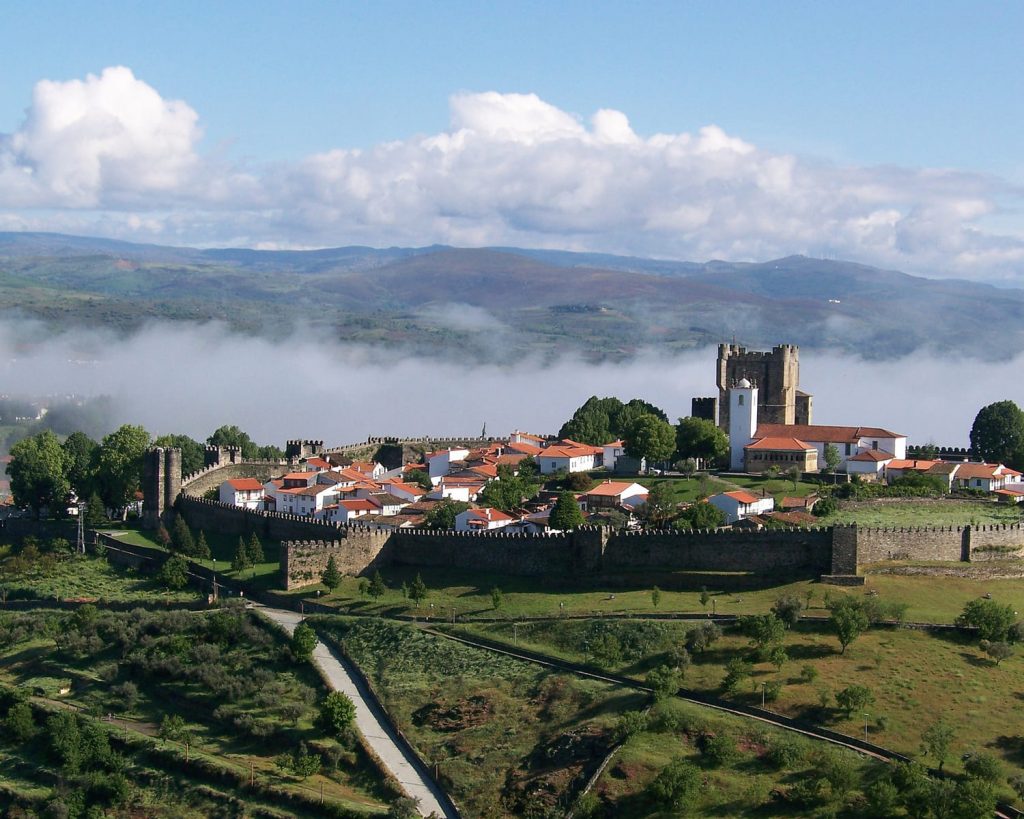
<box><xmin>602</xmin><ymin>527</ymin><xmax>832</xmax><ymax>573</ymax></box>
<box><xmin>180</xmin><ymin>462</ymin><xmax>283</xmax><ymax>498</ymax></box>
<box><xmin>178</xmin><ymin>495</ymin><xmax>346</xmax><ymax>542</ymax></box>
<box><xmin>854</xmin><ymin>526</ymin><xmax>966</xmax><ymax>563</ymax></box>
<box><xmin>281</xmin><ymin>531</ymin><xmax>391</xmax><ymax>589</ymax></box>
<box><xmin>969</xmin><ymin>524</ymin><xmax>1024</xmax><ymax>561</ymax></box>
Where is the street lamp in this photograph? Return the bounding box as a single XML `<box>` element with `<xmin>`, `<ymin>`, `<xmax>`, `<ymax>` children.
<box><xmin>863</xmin><ymin>713</ymin><xmax>870</xmax><ymax>742</ymax></box>
<box><xmin>760</xmin><ymin>681</ymin><xmax>767</xmax><ymax>708</ymax></box>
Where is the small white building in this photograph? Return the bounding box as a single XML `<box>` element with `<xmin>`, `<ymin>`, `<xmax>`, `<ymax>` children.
<box><xmin>602</xmin><ymin>440</ymin><xmax>626</xmax><ymax>472</ymax></box>
<box><xmin>218</xmin><ymin>478</ymin><xmax>265</xmax><ymax>510</ymax></box>
<box><xmin>426</xmin><ymin>448</ymin><xmax>470</xmax><ymax>478</ymax></box>
<box><xmin>844</xmin><ymin>449</ymin><xmax>895</xmax><ymax>477</ymax></box>
<box><xmin>708</xmin><ymin>490</ymin><xmax>775</xmax><ymax>524</ymax></box>
<box><xmin>579</xmin><ymin>480</ymin><xmax>649</xmax><ymax>511</ymax></box>
<box><xmin>538</xmin><ymin>444</ymin><xmax>600</xmax><ymax>475</ymax></box>
<box><xmin>455</xmin><ymin>507</ymin><xmax>515</xmax><ymax>531</ymax></box>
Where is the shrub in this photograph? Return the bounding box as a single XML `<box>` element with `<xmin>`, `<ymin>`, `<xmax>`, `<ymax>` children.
<box><xmin>957</xmin><ymin>598</ymin><xmax>1016</xmax><ymax>642</ymax></box>
<box><xmin>835</xmin><ymin>684</ymin><xmax>874</xmax><ymax>716</ymax></box>
<box><xmin>963</xmin><ymin>752</ymin><xmax>1002</xmax><ymax>783</ymax></box>
<box><xmin>701</xmin><ymin>732</ymin><xmax>738</xmax><ymax>766</ymax></box>
<box><xmin>319</xmin><ymin>691</ymin><xmax>356</xmax><ymax>736</ymax></box>
<box><xmin>799</xmin><ymin>664</ymin><xmax>819</xmax><ymax>684</ymax></box>
<box><xmin>766</xmin><ymin>736</ymin><xmax>804</xmax><ymax>769</ymax></box>
<box><xmin>615</xmin><ymin>710</ymin><xmax>649</xmax><ymax>741</ymax></box>
<box><xmin>648</xmin><ymin>757</ymin><xmax>701</xmax><ymax>811</ymax></box>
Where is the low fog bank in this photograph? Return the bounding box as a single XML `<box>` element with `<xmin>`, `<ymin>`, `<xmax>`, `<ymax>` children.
<box><xmin>1</xmin><ymin>319</ymin><xmax>1020</xmax><ymax>449</ymax></box>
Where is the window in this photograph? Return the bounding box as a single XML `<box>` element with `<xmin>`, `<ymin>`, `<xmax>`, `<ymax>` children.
<box><xmin>738</xmin><ymin>395</ymin><xmax>745</xmax><ymax>406</ymax></box>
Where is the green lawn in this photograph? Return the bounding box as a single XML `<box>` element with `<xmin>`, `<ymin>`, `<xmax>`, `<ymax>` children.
<box><xmin>826</xmin><ymin>499</ymin><xmax>1023</xmax><ymax>527</ymax></box>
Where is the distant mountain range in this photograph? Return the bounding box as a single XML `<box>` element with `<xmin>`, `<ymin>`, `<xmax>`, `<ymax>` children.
<box><xmin>2</xmin><ymin>231</ymin><xmax>1022</xmax><ymax>361</ymax></box>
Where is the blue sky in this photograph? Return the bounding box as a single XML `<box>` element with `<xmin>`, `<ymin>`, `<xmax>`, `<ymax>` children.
<box><xmin>2</xmin><ymin>1</ymin><xmax>1023</xmax><ymax>281</ymax></box>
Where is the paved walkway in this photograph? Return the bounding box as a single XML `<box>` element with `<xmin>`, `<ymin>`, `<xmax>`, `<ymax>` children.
<box><xmin>254</xmin><ymin>605</ymin><xmax>454</xmax><ymax>819</ymax></box>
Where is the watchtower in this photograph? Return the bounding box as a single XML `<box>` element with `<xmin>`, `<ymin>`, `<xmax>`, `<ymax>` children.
<box><xmin>716</xmin><ymin>344</ymin><xmax>811</xmax><ymax>431</ymax></box>
<box><xmin>142</xmin><ymin>447</ymin><xmax>181</xmax><ymax>530</ymax></box>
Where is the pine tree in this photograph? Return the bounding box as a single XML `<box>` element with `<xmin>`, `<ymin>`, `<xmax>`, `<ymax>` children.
<box><xmin>409</xmin><ymin>573</ymin><xmax>428</xmax><ymax>606</ymax></box>
<box><xmin>321</xmin><ymin>556</ymin><xmax>341</xmax><ymax>591</ymax></box>
<box><xmin>170</xmin><ymin>516</ymin><xmax>194</xmax><ymax>554</ymax></box>
<box><xmin>194</xmin><ymin>530</ymin><xmax>211</xmax><ymax>560</ymax></box>
<box><xmin>247</xmin><ymin>533</ymin><xmax>265</xmax><ymax>566</ymax></box>
<box><xmin>232</xmin><ymin>537</ymin><xmax>249</xmax><ymax>573</ymax></box>
<box><xmin>156</xmin><ymin>524</ymin><xmax>172</xmax><ymax>548</ymax></box>
<box><xmin>368</xmin><ymin>571</ymin><xmax>387</xmax><ymax>600</ymax></box>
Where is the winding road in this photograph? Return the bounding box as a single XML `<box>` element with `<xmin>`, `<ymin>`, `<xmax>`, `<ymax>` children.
<box><xmin>252</xmin><ymin>604</ymin><xmax>456</xmax><ymax>819</ymax></box>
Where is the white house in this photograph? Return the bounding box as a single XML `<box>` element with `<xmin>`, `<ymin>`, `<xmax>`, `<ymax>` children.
<box><xmin>218</xmin><ymin>478</ymin><xmax>265</xmax><ymax>510</ymax></box>
<box><xmin>602</xmin><ymin>440</ymin><xmax>625</xmax><ymax>472</ymax></box>
<box><xmin>708</xmin><ymin>490</ymin><xmax>775</xmax><ymax>524</ymax></box>
<box><xmin>280</xmin><ymin>483</ymin><xmax>341</xmax><ymax>516</ymax></box>
<box><xmin>426</xmin><ymin>448</ymin><xmax>470</xmax><ymax>478</ymax></box>
<box><xmin>455</xmin><ymin>507</ymin><xmax>515</xmax><ymax>531</ymax></box>
<box><xmin>579</xmin><ymin>480</ymin><xmax>649</xmax><ymax>511</ymax></box>
<box><xmin>952</xmin><ymin>463</ymin><xmax>1023</xmax><ymax>493</ymax></box>
<box><xmin>844</xmin><ymin>449</ymin><xmax>895</xmax><ymax>477</ymax></box>
<box><xmin>538</xmin><ymin>444</ymin><xmax>600</xmax><ymax>475</ymax></box>
<box><xmin>382</xmin><ymin>480</ymin><xmax>426</xmax><ymax>502</ymax></box>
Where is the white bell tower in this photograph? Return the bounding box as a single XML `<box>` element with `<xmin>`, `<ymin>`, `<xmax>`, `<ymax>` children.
<box><xmin>729</xmin><ymin>378</ymin><xmax>758</xmax><ymax>471</ymax></box>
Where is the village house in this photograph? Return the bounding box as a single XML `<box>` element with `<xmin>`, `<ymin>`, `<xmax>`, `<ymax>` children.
<box><xmin>455</xmin><ymin>506</ymin><xmax>515</xmax><ymax>531</ymax></box>
<box><xmin>579</xmin><ymin>480</ymin><xmax>649</xmax><ymax>511</ymax></box>
<box><xmin>218</xmin><ymin>478</ymin><xmax>265</xmax><ymax>510</ymax></box>
<box><xmin>708</xmin><ymin>490</ymin><xmax>775</xmax><ymax>524</ymax></box>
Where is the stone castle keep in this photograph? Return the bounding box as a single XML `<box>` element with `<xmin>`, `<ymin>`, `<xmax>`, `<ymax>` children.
<box><xmin>142</xmin><ymin>444</ymin><xmax>1024</xmax><ymax>591</ymax></box>
<box><xmin>693</xmin><ymin>343</ymin><xmax>812</xmax><ymax>430</ymax></box>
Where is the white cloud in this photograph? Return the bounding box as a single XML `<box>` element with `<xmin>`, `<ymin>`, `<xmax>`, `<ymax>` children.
<box><xmin>1</xmin><ymin>70</ymin><xmax>1023</xmax><ymax>283</ymax></box>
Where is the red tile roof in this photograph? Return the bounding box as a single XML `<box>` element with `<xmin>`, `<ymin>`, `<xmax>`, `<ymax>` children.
<box><xmin>584</xmin><ymin>481</ymin><xmax>647</xmax><ymax>497</ymax></box>
<box><xmin>746</xmin><ymin>436</ymin><xmax>815</xmax><ymax>451</ymax></box>
<box><xmin>755</xmin><ymin>423</ymin><xmax>904</xmax><ymax>443</ymax></box>
<box><xmin>848</xmin><ymin>449</ymin><xmax>895</xmax><ymax>462</ymax></box>
<box><xmin>228</xmin><ymin>478</ymin><xmax>264</xmax><ymax>491</ymax></box>
<box><xmin>722</xmin><ymin>490</ymin><xmax>761</xmax><ymax>504</ymax></box>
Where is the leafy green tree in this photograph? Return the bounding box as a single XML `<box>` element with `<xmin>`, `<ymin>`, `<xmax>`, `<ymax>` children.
<box><xmin>207</xmin><ymin>424</ymin><xmax>255</xmax><ymax>457</ymax></box>
<box><xmin>319</xmin><ymin>691</ymin><xmax>356</xmax><ymax>736</ymax></box>
<box><xmin>61</xmin><ymin>431</ymin><xmax>97</xmax><ymax>498</ymax></box>
<box><xmin>170</xmin><ymin>516</ymin><xmax>194</xmax><ymax>554</ymax></box>
<box><xmin>232</xmin><ymin>537</ymin><xmax>250</xmax><ymax>572</ymax></box>
<box><xmin>94</xmin><ymin>424</ymin><xmax>150</xmax><ymax>515</ymax></box>
<box><xmin>624</xmin><ymin>414</ymin><xmax>677</xmax><ymax>467</ymax></box>
<box><xmin>4</xmin><ymin>701</ymin><xmax>37</xmax><ymax>742</ymax></box>
<box><xmin>740</xmin><ymin>613</ymin><xmax>785</xmax><ymax>659</ymax></box>
<box><xmin>946</xmin><ymin>777</ymin><xmax>997</xmax><ymax>819</ymax></box>
<box><xmin>408</xmin><ymin>573</ymin><xmax>428</xmax><ymax>606</ymax></box>
<box><xmin>823</xmin><ymin>443</ymin><xmax>841</xmax><ymax>473</ymax></box>
<box><xmin>963</xmin><ymin>752</ymin><xmax>1002</xmax><ymax>783</ymax></box>
<box><xmin>246</xmin><ymin>533</ymin><xmax>265</xmax><ymax>566</ymax></box>
<box><xmin>812</xmin><ymin>496</ymin><xmax>838</xmax><ymax>517</ymax></box>
<box><xmin>772</xmin><ymin>595</ymin><xmax>804</xmax><ymax>627</ymax></box>
<box><xmin>828</xmin><ymin>596</ymin><xmax>870</xmax><ymax>654</ymax></box>
<box><xmin>648</xmin><ymin>757</ymin><xmax>701</xmax><ymax>812</ymax></box>
<box><xmin>8</xmin><ymin>430</ymin><xmax>69</xmax><ymax>517</ymax></box>
<box><xmin>478</xmin><ymin>471</ymin><xmax>537</xmax><ymax>512</ymax></box>
<box><xmin>158</xmin><ymin>713</ymin><xmax>189</xmax><ymax>743</ymax></box>
<box><xmin>970</xmin><ymin>400</ymin><xmax>1024</xmax><ymax>469</ymax></box>
<box><xmin>921</xmin><ymin>718</ymin><xmax>955</xmax><ymax>774</ymax></box>
<box><xmin>321</xmin><ymin>556</ymin><xmax>341</xmax><ymax>591</ymax></box>
<box><xmin>675</xmin><ymin>416</ymin><xmax>729</xmax><ymax>466</ymax></box>
<box><xmin>559</xmin><ymin>396</ymin><xmax>669</xmax><ymax>446</ymax></box>
<box><xmin>424</xmin><ymin>498</ymin><xmax>470</xmax><ymax>529</ymax></box>
<box><xmin>642</xmin><ymin>482</ymin><xmax>677</xmax><ymax>527</ymax></box>
<box><xmin>673</xmin><ymin>502</ymin><xmax>725</xmax><ymax>530</ymax></box>
<box><xmin>46</xmin><ymin>711</ymin><xmax>83</xmax><ymax>773</ymax></box>
<box><xmin>702</xmin><ymin>733</ymin><xmax>738</xmax><ymax>766</ymax></box>
<box><xmin>956</xmin><ymin>598</ymin><xmax>1016</xmax><ymax>641</ymax></box>
<box><xmin>722</xmin><ymin>656</ymin><xmax>752</xmax><ymax>694</ymax></box>
<box><xmin>406</xmin><ymin>469</ymin><xmax>433</xmax><ymax>490</ymax></box>
<box><xmin>651</xmin><ymin>586</ymin><xmax>661</xmax><ymax>608</ymax></box>
<box><xmin>646</xmin><ymin>664</ymin><xmax>681</xmax><ymax>701</ymax></box>
<box><xmin>864</xmin><ymin>779</ymin><xmax>900</xmax><ymax>818</ymax></box>
<box><xmin>291</xmin><ymin>750</ymin><xmax>322</xmax><ymax>779</ymax></box>
<box><xmin>158</xmin><ymin>555</ymin><xmax>189</xmax><ymax>590</ymax></box>
<box><xmin>368</xmin><ymin>571</ymin><xmax>387</xmax><ymax>600</ymax></box>
<box><xmin>291</xmin><ymin>622</ymin><xmax>318</xmax><ymax>662</ymax></box>
<box><xmin>835</xmin><ymin>684</ymin><xmax>874</xmax><ymax>716</ymax></box>
<box><xmin>550</xmin><ymin>490</ymin><xmax>586</xmax><ymax>530</ymax></box>
<box><xmin>153</xmin><ymin>433</ymin><xmax>205</xmax><ymax>476</ymax></box>
<box><xmin>490</xmin><ymin>586</ymin><xmax>503</xmax><ymax>610</ymax></box>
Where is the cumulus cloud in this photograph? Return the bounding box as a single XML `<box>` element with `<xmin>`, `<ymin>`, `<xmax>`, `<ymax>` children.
<box><xmin>1</xmin><ymin>319</ymin><xmax>1020</xmax><ymax>448</ymax></box>
<box><xmin>1</xmin><ymin>69</ymin><xmax>1023</xmax><ymax>282</ymax></box>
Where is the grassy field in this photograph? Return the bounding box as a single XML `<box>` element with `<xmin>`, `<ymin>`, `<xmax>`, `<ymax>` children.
<box><xmin>314</xmin><ymin>615</ymin><xmax>646</xmax><ymax>818</ymax></box>
<box><xmin>826</xmin><ymin>498</ymin><xmax>1023</xmax><ymax>527</ymax></box>
<box><xmin>0</xmin><ymin>607</ymin><xmax>391</xmax><ymax>816</ymax></box>
<box><xmin>0</xmin><ymin>552</ymin><xmax>201</xmax><ymax>603</ymax></box>
<box><xmin>459</xmin><ymin>617</ymin><xmax>1024</xmax><ymax>802</ymax></box>
<box><xmin>287</xmin><ymin>561</ymin><xmax>1024</xmax><ymax>627</ymax></box>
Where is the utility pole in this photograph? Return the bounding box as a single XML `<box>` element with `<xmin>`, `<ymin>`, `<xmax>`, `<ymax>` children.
<box><xmin>77</xmin><ymin>503</ymin><xmax>86</xmax><ymax>554</ymax></box>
